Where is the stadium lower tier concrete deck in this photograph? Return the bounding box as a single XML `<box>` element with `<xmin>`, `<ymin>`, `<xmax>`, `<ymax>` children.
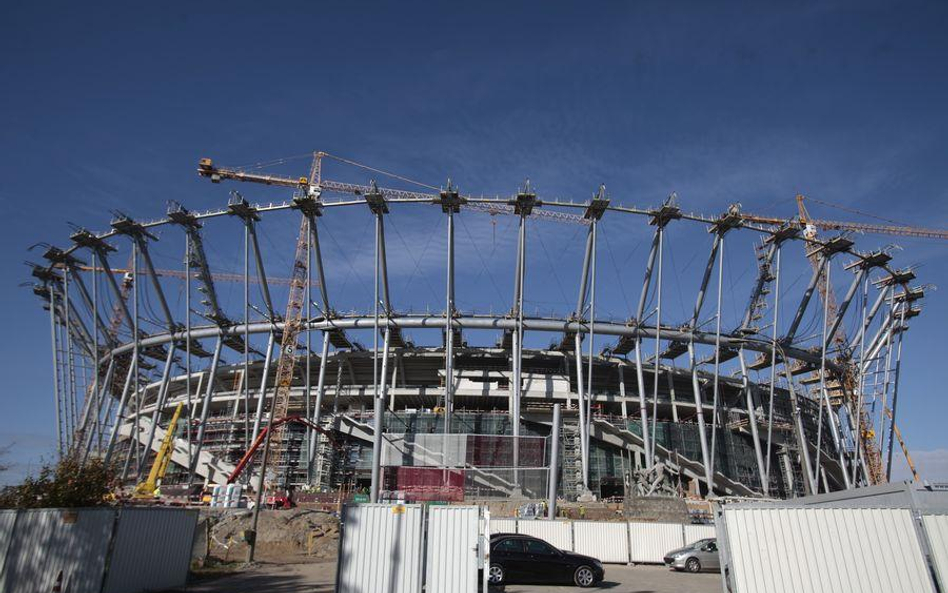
<box><xmin>110</xmin><ymin>348</ymin><xmax>844</xmax><ymax>500</ymax></box>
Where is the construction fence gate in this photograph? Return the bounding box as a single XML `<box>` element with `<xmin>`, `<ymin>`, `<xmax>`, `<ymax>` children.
<box><xmin>336</xmin><ymin>504</ymin><xmax>490</xmax><ymax>593</ymax></box>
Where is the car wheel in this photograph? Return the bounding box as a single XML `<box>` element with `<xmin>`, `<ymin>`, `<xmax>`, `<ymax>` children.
<box><xmin>488</xmin><ymin>564</ymin><xmax>505</xmax><ymax>585</ymax></box>
<box><xmin>574</xmin><ymin>566</ymin><xmax>596</xmax><ymax>588</ymax></box>
<box><xmin>686</xmin><ymin>557</ymin><xmax>701</xmax><ymax>573</ymax></box>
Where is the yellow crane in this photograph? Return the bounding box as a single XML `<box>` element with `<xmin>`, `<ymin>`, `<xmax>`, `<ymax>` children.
<box><xmin>133</xmin><ymin>402</ymin><xmax>184</xmax><ymax>498</ymax></box>
<box><xmin>741</xmin><ymin>195</ymin><xmax>937</xmax><ymax>484</ymax></box>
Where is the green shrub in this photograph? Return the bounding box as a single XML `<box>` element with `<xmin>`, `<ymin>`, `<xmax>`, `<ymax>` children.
<box><xmin>0</xmin><ymin>455</ymin><xmax>115</xmax><ymax>509</ymax></box>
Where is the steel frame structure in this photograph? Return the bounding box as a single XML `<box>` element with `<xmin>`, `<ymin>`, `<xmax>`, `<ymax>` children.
<box><xmin>29</xmin><ymin>160</ymin><xmax>927</xmax><ymax>500</ymax></box>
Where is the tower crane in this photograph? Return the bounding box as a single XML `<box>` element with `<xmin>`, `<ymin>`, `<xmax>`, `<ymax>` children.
<box><xmin>740</xmin><ymin>195</ymin><xmax>948</xmax><ymax>240</ymax></box>
<box><xmin>198</xmin><ymin>152</ymin><xmax>942</xmax><ymax>487</ymax></box>
<box><xmin>740</xmin><ymin>195</ymin><xmax>943</xmax><ymax>484</ymax></box>
<box><xmin>197</xmin><ymin>154</ymin><xmax>323</xmax><ymax>525</ymax></box>
<box><xmin>197</xmin><ymin>155</ymin><xmax>588</xmax><ymax>225</ymax></box>
<box><xmin>71</xmin><ymin>264</ymin><xmax>319</xmax><ymax>288</ymax></box>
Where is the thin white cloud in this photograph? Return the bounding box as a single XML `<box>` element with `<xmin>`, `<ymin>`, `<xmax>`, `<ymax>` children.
<box><xmin>891</xmin><ymin>448</ymin><xmax>948</xmax><ymax>483</ymax></box>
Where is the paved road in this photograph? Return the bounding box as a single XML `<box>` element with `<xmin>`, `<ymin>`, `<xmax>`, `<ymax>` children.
<box><xmin>504</xmin><ymin>564</ymin><xmax>722</xmax><ymax>592</ymax></box>
<box><xmin>175</xmin><ymin>562</ymin><xmax>722</xmax><ymax>593</ymax></box>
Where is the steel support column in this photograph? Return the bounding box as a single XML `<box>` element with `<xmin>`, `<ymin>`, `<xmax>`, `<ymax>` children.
<box><xmin>251</xmin><ymin>333</ymin><xmax>277</xmax><ymax>444</ymax></box>
<box><xmin>139</xmin><ymin>342</ymin><xmax>178</xmax><ymax>470</ymax></box>
<box><xmin>188</xmin><ymin>338</ymin><xmax>223</xmax><ymax>482</ymax></box>
<box><xmin>48</xmin><ymin>282</ymin><xmax>64</xmax><ymax>458</ymax></box>
<box><xmin>511</xmin><ymin>207</ymin><xmax>528</xmax><ymax>489</ymax></box>
<box><xmin>547</xmin><ymin>403</ymin><xmax>561</xmax><ymax>518</ymax></box>
<box><xmin>103</xmin><ymin>354</ymin><xmax>137</xmax><ymax>465</ymax></box>
<box><xmin>763</xmin><ymin>246</ymin><xmax>782</xmax><ymax>495</ymax></box>
<box><xmin>370</xmin><ymin>211</ymin><xmax>383</xmax><ymax>503</ymax></box>
<box><xmin>649</xmin><ymin>225</ymin><xmax>665</xmax><ymax>467</ymax></box>
<box><xmin>687</xmin><ymin>234</ymin><xmax>721</xmax><ymax>492</ymax></box>
<box><xmin>885</xmin><ymin>300</ymin><xmax>908</xmax><ymax>480</ymax></box>
<box><xmin>573</xmin><ymin>224</ymin><xmax>594</xmax><ymax>488</ymax></box>
<box><xmin>444</xmin><ymin>208</ymin><xmax>455</xmax><ymax>435</ymax></box>
<box><xmin>823</xmin><ymin>267</ymin><xmax>867</xmax><ymax>351</ymax></box>
<box><xmin>784</xmin><ymin>256</ymin><xmax>828</xmax><ymax>341</ymax></box>
<box><xmin>633</xmin><ymin>232</ymin><xmax>660</xmax><ymax>467</ymax></box>
<box><xmin>782</xmin><ymin>362</ymin><xmax>818</xmax><ymax>495</ymax></box>
<box><xmin>307</xmin><ymin>331</ymin><xmax>331</xmax><ymax>471</ymax></box>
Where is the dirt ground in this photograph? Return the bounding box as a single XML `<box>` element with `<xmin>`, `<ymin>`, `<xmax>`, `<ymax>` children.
<box><xmin>195</xmin><ymin>508</ymin><xmax>339</xmax><ymax>564</ymax></box>
<box><xmin>173</xmin><ymin>562</ymin><xmax>722</xmax><ymax>593</ymax></box>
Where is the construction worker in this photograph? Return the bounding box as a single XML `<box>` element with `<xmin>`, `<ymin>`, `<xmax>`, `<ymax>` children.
<box><xmin>579</xmin><ymin>505</ymin><xmax>586</xmax><ymax>520</ymax></box>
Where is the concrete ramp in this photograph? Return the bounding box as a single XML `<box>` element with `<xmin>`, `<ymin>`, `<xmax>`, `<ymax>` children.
<box><xmin>118</xmin><ymin>417</ymin><xmax>245</xmax><ymax>485</ymax></box>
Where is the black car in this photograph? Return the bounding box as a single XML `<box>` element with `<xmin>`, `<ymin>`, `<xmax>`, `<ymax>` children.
<box><xmin>488</xmin><ymin>533</ymin><xmax>605</xmax><ymax>588</ymax></box>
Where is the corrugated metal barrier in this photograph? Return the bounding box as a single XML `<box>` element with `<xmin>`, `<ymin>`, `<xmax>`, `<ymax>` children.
<box><xmin>337</xmin><ymin>504</ymin><xmax>488</xmax><ymax>593</ymax></box>
<box><xmin>921</xmin><ymin>514</ymin><xmax>948</xmax><ymax>591</ymax></box>
<box><xmin>0</xmin><ymin>510</ymin><xmax>18</xmax><ymax>577</ymax></box>
<box><xmin>628</xmin><ymin>522</ymin><xmax>684</xmax><ymax>563</ymax></box>
<box><xmin>426</xmin><ymin>506</ymin><xmax>482</xmax><ymax>593</ymax></box>
<box><xmin>1</xmin><ymin>508</ymin><xmax>113</xmax><ymax>593</ymax></box>
<box><xmin>720</xmin><ymin>507</ymin><xmax>934</xmax><ymax>593</ymax></box>
<box><xmin>0</xmin><ymin>507</ymin><xmax>196</xmax><ymax>593</ymax></box>
<box><xmin>490</xmin><ymin>518</ymin><xmax>516</xmax><ymax>534</ymax></box>
<box><xmin>517</xmin><ymin>520</ymin><xmax>573</xmax><ymax>551</ymax></box>
<box><xmin>336</xmin><ymin>504</ymin><xmax>426</xmax><ymax>593</ymax></box>
<box><xmin>574</xmin><ymin>521</ymin><xmax>629</xmax><ymax>563</ymax></box>
<box><xmin>103</xmin><ymin>508</ymin><xmax>199</xmax><ymax>593</ymax></box>
<box><xmin>683</xmin><ymin>523</ymin><xmax>716</xmax><ymax>545</ymax></box>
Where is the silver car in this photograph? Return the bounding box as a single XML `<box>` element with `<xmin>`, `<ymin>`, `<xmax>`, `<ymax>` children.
<box><xmin>663</xmin><ymin>538</ymin><xmax>720</xmax><ymax>573</ymax></box>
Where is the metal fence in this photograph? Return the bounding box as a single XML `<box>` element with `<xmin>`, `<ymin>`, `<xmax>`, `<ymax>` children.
<box><xmin>490</xmin><ymin>517</ymin><xmax>714</xmax><ymax>564</ymax></box>
<box><xmin>713</xmin><ymin>483</ymin><xmax>948</xmax><ymax>593</ymax></box>
<box><xmin>0</xmin><ymin>507</ymin><xmax>197</xmax><ymax>593</ymax></box>
<box><xmin>717</xmin><ymin>506</ymin><xmax>933</xmax><ymax>593</ymax></box>
<box><xmin>337</xmin><ymin>503</ymin><xmax>490</xmax><ymax>593</ymax></box>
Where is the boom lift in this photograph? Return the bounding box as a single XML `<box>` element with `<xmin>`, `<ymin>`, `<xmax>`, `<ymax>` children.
<box><xmin>133</xmin><ymin>402</ymin><xmax>184</xmax><ymax>498</ymax></box>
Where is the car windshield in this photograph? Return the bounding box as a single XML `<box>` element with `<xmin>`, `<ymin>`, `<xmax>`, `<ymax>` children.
<box><xmin>693</xmin><ymin>538</ymin><xmax>714</xmax><ymax>548</ymax></box>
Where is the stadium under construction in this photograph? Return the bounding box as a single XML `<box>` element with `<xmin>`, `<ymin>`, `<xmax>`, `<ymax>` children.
<box><xmin>29</xmin><ymin>152</ymin><xmax>939</xmax><ymax>504</ymax></box>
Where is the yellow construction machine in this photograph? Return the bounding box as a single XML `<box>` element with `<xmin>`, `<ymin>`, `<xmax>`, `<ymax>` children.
<box><xmin>133</xmin><ymin>402</ymin><xmax>184</xmax><ymax>499</ymax></box>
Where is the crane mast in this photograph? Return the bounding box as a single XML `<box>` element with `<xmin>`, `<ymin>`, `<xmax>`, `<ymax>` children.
<box><xmin>264</xmin><ymin>215</ymin><xmax>312</xmax><ymax>485</ymax></box>
<box><xmin>198</xmin><ymin>154</ymin><xmax>322</xmax><ymax>495</ymax></box>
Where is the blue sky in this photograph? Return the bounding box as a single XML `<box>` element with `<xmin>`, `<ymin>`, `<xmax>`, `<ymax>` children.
<box><xmin>1</xmin><ymin>1</ymin><xmax>947</xmax><ymax>484</ymax></box>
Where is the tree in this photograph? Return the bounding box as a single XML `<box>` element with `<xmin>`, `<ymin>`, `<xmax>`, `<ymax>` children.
<box><xmin>0</xmin><ymin>454</ymin><xmax>114</xmax><ymax>509</ymax></box>
<box><xmin>0</xmin><ymin>443</ymin><xmax>10</xmax><ymax>476</ymax></box>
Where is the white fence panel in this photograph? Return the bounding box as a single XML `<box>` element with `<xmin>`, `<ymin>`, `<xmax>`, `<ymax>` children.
<box><xmin>0</xmin><ymin>511</ymin><xmax>17</xmax><ymax>578</ymax></box>
<box><xmin>516</xmin><ymin>519</ymin><xmax>573</xmax><ymax>551</ymax></box>
<box><xmin>683</xmin><ymin>523</ymin><xmax>716</xmax><ymax>545</ymax></box>
<box><xmin>574</xmin><ymin>521</ymin><xmax>629</xmax><ymax>563</ymax></box>
<box><xmin>921</xmin><ymin>515</ymin><xmax>948</xmax><ymax>591</ymax></box>
<box><xmin>426</xmin><ymin>506</ymin><xmax>480</xmax><ymax>593</ymax></box>
<box><xmin>490</xmin><ymin>518</ymin><xmax>517</xmax><ymax>534</ymax></box>
<box><xmin>0</xmin><ymin>508</ymin><xmax>113</xmax><ymax>593</ymax></box>
<box><xmin>337</xmin><ymin>504</ymin><xmax>425</xmax><ymax>593</ymax></box>
<box><xmin>102</xmin><ymin>508</ymin><xmax>198</xmax><ymax>593</ymax></box>
<box><xmin>628</xmin><ymin>522</ymin><xmax>684</xmax><ymax>563</ymax></box>
<box><xmin>723</xmin><ymin>507</ymin><xmax>932</xmax><ymax>593</ymax></box>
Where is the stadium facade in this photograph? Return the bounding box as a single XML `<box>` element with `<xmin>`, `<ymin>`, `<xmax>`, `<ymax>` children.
<box><xmin>30</xmin><ymin>155</ymin><xmax>924</xmax><ymax>503</ymax></box>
